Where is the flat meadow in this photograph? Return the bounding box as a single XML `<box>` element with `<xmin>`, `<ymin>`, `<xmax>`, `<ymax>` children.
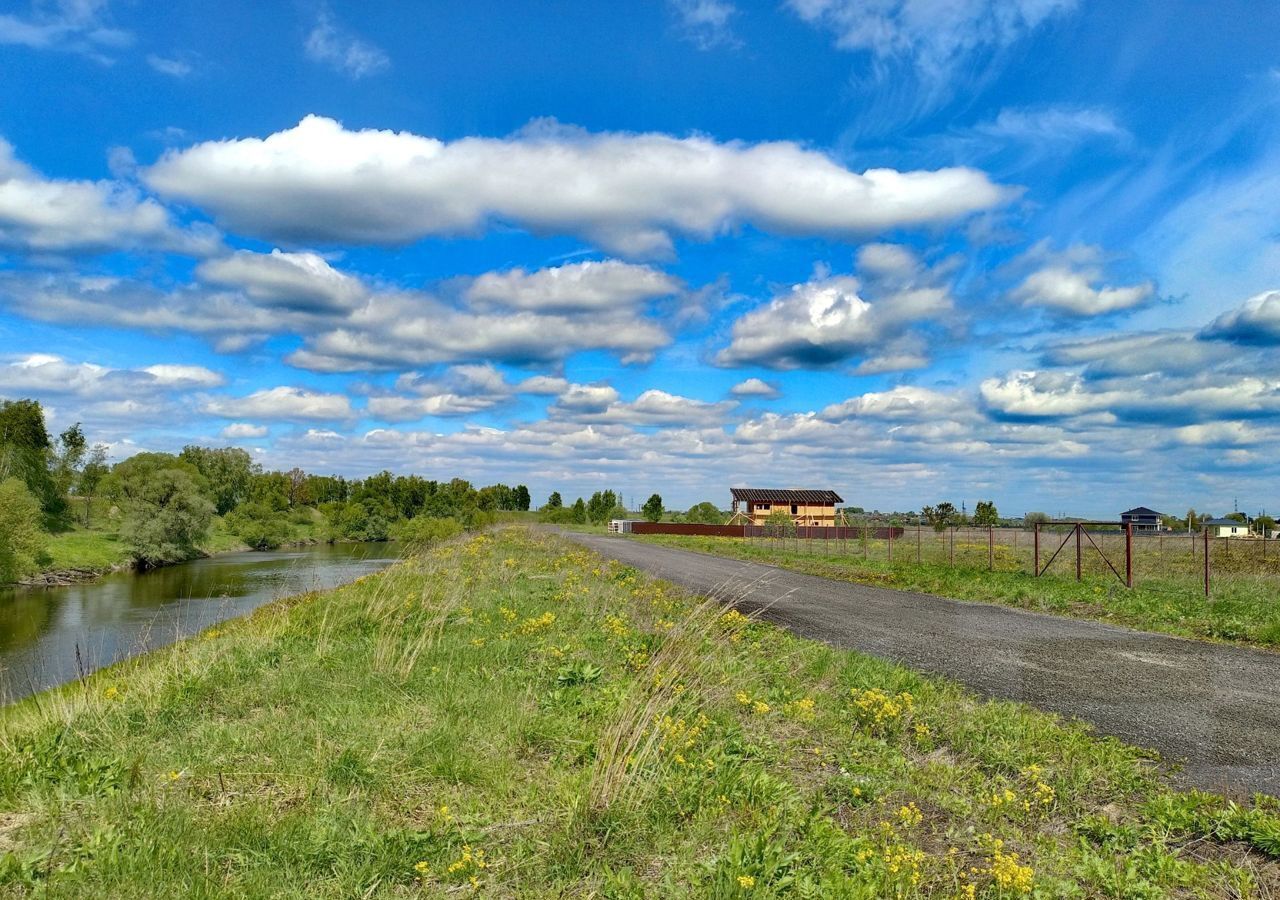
<box><xmin>1</xmin><ymin>527</ymin><xmax>1277</xmax><ymax>897</ymax></box>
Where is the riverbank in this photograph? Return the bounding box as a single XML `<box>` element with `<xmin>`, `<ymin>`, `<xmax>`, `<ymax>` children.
<box><xmin>14</xmin><ymin>517</ymin><xmax>334</xmax><ymax>588</ymax></box>
<box><xmin>1</xmin><ymin>527</ymin><xmax>1275</xmax><ymax>896</ymax></box>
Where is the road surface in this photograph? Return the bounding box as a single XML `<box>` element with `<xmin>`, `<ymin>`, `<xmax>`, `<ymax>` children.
<box><xmin>566</xmin><ymin>532</ymin><xmax>1280</xmax><ymax>798</ymax></box>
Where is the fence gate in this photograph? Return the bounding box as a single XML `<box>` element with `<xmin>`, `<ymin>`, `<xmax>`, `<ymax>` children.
<box><xmin>1034</xmin><ymin>522</ymin><xmax>1133</xmax><ymax>588</ymax></box>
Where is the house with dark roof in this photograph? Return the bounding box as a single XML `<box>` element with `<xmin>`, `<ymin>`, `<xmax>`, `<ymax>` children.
<box><xmin>1120</xmin><ymin>506</ymin><xmax>1165</xmax><ymax>532</ymax></box>
<box><xmin>1204</xmin><ymin>517</ymin><xmax>1249</xmax><ymax>538</ymax></box>
<box><xmin>730</xmin><ymin>487</ymin><xmax>842</xmax><ymax>526</ymax></box>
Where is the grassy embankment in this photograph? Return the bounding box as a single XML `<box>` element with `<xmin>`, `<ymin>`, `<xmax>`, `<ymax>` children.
<box><xmin>1</xmin><ymin>527</ymin><xmax>1277</xmax><ymax>896</ymax></box>
<box><xmin>632</xmin><ymin>533</ymin><xmax>1280</xmax><ymax>649</ymax></box>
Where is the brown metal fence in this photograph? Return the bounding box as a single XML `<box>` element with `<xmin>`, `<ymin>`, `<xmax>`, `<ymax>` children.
<box><xmin>628</xmin><ymin>520</ymin><xmax>1272</xmax><ymax>598</ymax></box>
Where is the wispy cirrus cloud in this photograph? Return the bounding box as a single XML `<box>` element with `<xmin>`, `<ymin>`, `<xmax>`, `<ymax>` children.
<box><xmin>668</xmin><ymin>0</ymin><xmax>739</xmax><ymax>49</ymax></box>
<box><xmin>0</xmin><ymin>0</ymin><xmax>131</xmax><ymax>60</ymax></box>
<box><xmin>304</xmin><ymin>7</ymin><xmax>389</xmax><ymax>78</ymax></box>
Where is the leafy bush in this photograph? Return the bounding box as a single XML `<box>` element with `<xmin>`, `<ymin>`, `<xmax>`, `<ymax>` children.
<box><xmin>394</xmin><ymin>516</ymin><xmax>464</xmax><ymax>549</ymax></box>
<box><xmin>225</xmin><ymin>501</ymin><xmax>292</xmax><ymax>550</ymax></box>
<box><xmin>324</xmin><ymin>501</ymin><xmax>391</xmax><ymax>542</ymax></box>
<box><xmin>683</xmin><ymin>501</ymin><xmax>724</xmax><ymax>525</ymax></box>
<box><xmin>0</xmin><ymin>477</ymin><xmax>47</xmax><ymax>582</ymax></box>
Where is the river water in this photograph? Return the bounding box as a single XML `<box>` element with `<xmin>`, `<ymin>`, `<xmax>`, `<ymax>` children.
<box><xmin>0</xmin><ymin>542</ymin><xmax>399</xmax><ymax>704</ymax></box>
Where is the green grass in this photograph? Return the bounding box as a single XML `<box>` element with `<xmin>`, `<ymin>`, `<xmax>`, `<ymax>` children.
<box><xmin>634</xmin><ymin>534</ymin><xmax>1280</xmax><ymax>649</ymax></box>
<box><xmin>1</xmin><ymin>527</ymin><xmax>1276</xmax><ymax>897</ymax></box>
<box><xmin>29</xmin><ymin>512</ymin><xmax>335</xmax><ymax>582</ymax></box>
<box><xmin>40</xmin><ymin>527</ymin><xmax>127</xmax><ymax>573</ymax></box>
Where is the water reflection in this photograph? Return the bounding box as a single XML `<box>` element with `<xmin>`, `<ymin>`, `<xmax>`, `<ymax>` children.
<box><xmin>0</xmin><ymin>543</ymin><xmax>399</xmax><ymax>703</ymax></box>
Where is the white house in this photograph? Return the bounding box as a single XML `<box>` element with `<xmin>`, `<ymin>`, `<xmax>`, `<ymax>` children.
<box><xmin>1204</xmin><ymin>517</ymin><xmax>1248</xmax><ymax>538</ymax></box>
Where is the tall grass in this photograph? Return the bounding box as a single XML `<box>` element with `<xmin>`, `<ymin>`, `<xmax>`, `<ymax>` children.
<box><xmin>0</xmin><ymin>527</ymin><xmax>1276</xmax><ymax>897</ymax></box>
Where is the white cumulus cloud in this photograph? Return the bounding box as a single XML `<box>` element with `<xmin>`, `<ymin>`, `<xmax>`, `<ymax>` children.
<box><xmin>204</xmin><ymin>386</ymin><xmax>353</xmax><ymax>422</ymax></box>
<box><xmin>715</xmin><ymin>273</ymin><xmax>951</xmax><ymax>369</ymax></box>
<box><xmin>1013</xmin><ymin>264</ymin><xmax>1154</xmax><ymax>316</ymax></box>
<box><xmin>0</xmin><ymin>138</ymin><xmax>217</xmax><ymax>254</ymax></box>
<box><xmin>144</xmin><ymin>114</ymin><xmax>1009</xmax><ymax>258</ymax></box>
<box><xmin>197</xmin><ymin>249</ymin><xmax>369</xmax><ymax>313</ymax></box>
<box><xmin>466</xmin><ymin>260</ymin><xmax>681</xmax><ymax>312</ymax></box>
<box><xmin>730</xmin><ymin>377</ymin><xmax>780</xmax><ymax>398</ymax></box>
<box><xmin>220</xmin><ymin>422</ymin><xmax>269</xmax><ymax>439</ymax></box>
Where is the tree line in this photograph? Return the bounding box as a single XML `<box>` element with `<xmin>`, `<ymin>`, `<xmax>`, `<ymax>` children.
<box><xmin>0</xmin><ymin>398</ymin><xmax>531</xmax><ymax>581</ymax></box>
<box><xmin>536</xmin><ymin>490</ymin><xmax>724</xmax><ymax>525</ymax></box>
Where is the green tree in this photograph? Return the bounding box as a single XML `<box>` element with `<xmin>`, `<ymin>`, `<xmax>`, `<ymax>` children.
<box><xmin>249</xmin><ymin>471</ymin><xmax>291</xmax><ymax>511</ymax></box>
<box><xmin>1226</xmin><ymin>512</ymin><xmax>1248</xmax><ymax>524</ymax></box>
<box><xmin>684</xmin><ymin>501</ymin><xmax>723</xmax><ymax>524</ymax></box>
<box><xmin>642</xmin><ymin>493</ymin><xmax>664</xmax><ymax>522</ymax></box>
<box><xmin>586</xmin><ymin>490</ymin><xmax>618</xmax><ymax>524</ymax></box>
<box><xmin>77</xmin><ymin>444</ymin><xmax>109</xmax><ymax>526</ymax></box>
<box><xmin>0</xmin><ymin>477</ymin><xmax>47</xmax><ymax>583</ymax></box>
<box><xmin>1024</xmin><ymin>511</ymin><xmax>1051</xmax><ymax>526</ymax></box>
<box><xmin>972</xmin><ymin>500</ymin><xmax>999</xmax><ymax>526</ymax></box>
<box><xmin>764</xmin><ymin>508</ymin><xmax>796</xmax><ymax>537</ymax></box>
<box><xmin>305</xmin><ymin>474</ymin><xmax>349</xmax><ymax>505</ymax></box>
<box><xmin>51</xmin><ymin>423</ymin><xmax>87</xmax><ymax>507</ymax></box>
<box><xmin>0</xmin><ymin>398</ymin><xmax>57</xmax><ymax>512</ymax></box>
<box><xmin>922</xmin><ymin>502</ymin><xmax>958</xmax><ymax>532</ymax></box>
<box><xmin>107</xmin><ymin>455</ymin><xmax>214</xmax><ymax>567</ymax></box>
<box><xmin>1254</xmin><ymin>515</ymin><xmax>1275</xmax><ymax>536</ymax></box>
<box><xmin>545</xmin><ymin>491</ymin><xmax>562</xmax><ymax>510</ymax></box>
<box><xmin>571</xmin><ymin>497</ymin><xmax>587</xmax><ymax>524</ymax></box>
<box><xmin>513</xmin><ymin>484</ymin><xmax>531</xmax><ymax>511</ymax></box>
<box><xmin>179</xmin><ymin>446</ymin><xmax>258</xmax><ymax>515</ymax></box>
<box><xmin>1185</xmin><ymin>508</ymin><xmax>1201</xmax><ymax>531</ymax></box>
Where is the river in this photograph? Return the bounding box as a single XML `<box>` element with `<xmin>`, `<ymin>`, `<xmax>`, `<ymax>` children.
<box><xmin>0</xmin><ymin>542</ymin><xmax>400</xmax><ymax>704</ymax></box>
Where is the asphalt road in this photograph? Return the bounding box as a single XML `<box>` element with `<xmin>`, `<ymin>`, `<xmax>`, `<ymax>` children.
<box><xmin>566</xmin><ymin>532</ymin><xmax>1280</xmax><ymax>798</ymax></box>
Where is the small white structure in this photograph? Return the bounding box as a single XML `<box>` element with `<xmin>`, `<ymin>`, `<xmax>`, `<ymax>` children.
<box><xmin>608</xmin><ymin>519</ymin><xmax>644</xmax><ymax>534</ymax></box>
<box><xmin>1205</xmin><ymin>517</ymin><xmax>1248</xmax><ymax>538</ymax></box>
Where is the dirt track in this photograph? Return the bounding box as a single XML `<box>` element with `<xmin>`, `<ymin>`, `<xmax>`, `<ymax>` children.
<box><xmin>566</xmin><ymin>531</ymin><xmax>1280</xmax><ymax>798</ymax></box>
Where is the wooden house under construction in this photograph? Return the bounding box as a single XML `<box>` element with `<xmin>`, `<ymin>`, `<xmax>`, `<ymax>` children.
<box><xmin>729</xmin><ymin>488</ymin><xmax>843</xmax><ymax>527</ymax></box>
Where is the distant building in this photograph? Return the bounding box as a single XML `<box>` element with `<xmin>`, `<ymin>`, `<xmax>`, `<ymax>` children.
<box><xmin>1204</xmin><ymin>517</ymin><xmax>1248</xmax><ymax>538</ymax></box>
<box><xmin>730</xmin><ymin>488</ymin><xmax>842</xmax><ymax>526</ymax></box>
<box><xmin>1120</xmin><ymin>506</ymin><xmax>1165</xmax><ymax>532</ymax></box>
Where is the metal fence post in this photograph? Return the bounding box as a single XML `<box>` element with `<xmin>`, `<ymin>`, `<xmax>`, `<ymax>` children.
<box><xmin>1203</xmin><ymin>527</ymin><xmax>1210</xmax><ymax>598</ymax></box>
<box><xmin>988</xmin><ymin>525</ymin><xmax>994</xmax><ymax>571</ymax></box>
<box><xmin>949</xmin><ymin>526</ymin><xmax>954</xmax><ymax>566</ymax></box>
<box><xmin>1033</xmin><ymin>522</ymin><xmax>1040</xmax><ymax>576</ymax></box>
<box><xmin>1125</xmin><ymin>521</ymin><xmax>1133</xmax><ymax>588</ymax></box>
<box><xmin>888</xmin><ymin>524</ymin><xmax>893</xmax><ymax>563</ymax></box>
<box><xmin>917</xmin><ymin>522</ymin><xmax>921</xmax><ymax>564</ymax></box>
<box><xmin>1075</xmin><ymin>523</ymin><xmax>1082</xmax><ymax>581</ymax></box>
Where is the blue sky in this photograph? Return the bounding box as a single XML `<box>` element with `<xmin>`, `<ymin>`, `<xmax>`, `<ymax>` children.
<box><xmin>1</xmin><ymin>0</ymin><xmax>1278</xmax><ymax>516</ymax></box>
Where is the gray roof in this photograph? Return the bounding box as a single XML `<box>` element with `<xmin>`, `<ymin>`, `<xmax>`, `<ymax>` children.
<box><xmin>1205</xmin><ymin>518</ymin><xmax>1246</xmax><ymax>526</ymax></box>
<box><xmin>730</xmin><ymin>487</ymin><xmax>843</xmax><ymax>504</ymax></box>
<box><xmin>1121</xmin><ymin>506</ymin><xmax>1164</xmax><ymax>518</ymax></box>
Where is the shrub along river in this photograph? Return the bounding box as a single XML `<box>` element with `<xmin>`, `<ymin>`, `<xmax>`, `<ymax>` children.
<box><xmin>0</xmin><ymin>542</ymin><xmax>400</xmax><ymax>704</ymax></box>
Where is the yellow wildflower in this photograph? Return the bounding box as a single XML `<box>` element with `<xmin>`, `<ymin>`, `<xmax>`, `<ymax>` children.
<box><xmin>737</xmin><ymin>875</ymin><xmax>756</xmax><ymax>888</ymax></box>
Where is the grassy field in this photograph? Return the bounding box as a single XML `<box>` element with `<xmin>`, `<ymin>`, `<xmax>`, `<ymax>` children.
<box><xmin>632</xmin><ymin>533</ymin><xmax>1280</xmax><ymax>649</ymax></box>
<box><xmin>1</xmin><ymin>527</ymin><xmax>1276</xmax><ymax>897</ymax></box>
